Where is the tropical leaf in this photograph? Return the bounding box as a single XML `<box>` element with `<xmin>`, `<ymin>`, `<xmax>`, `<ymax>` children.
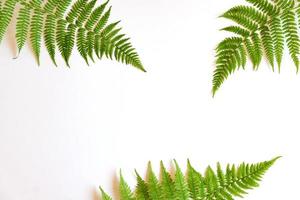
<box><xmin>100</xmin><ymin>157</ymin><xmax>280</xmax><ymax>200</ymax></box>
<box><xmin>0</xmin><ymin>0</ymin><xmax>145</xmax><ymax>71</ymax></box>
<box><xmin>213</xmin><ymin>0</ymin><xmax>300</xmax><ymax>95</ymax></box>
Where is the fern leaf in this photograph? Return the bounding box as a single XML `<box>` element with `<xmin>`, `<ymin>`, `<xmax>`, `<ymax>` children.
<box><xmin>66</xmin><ymin>0</ymin><xmax>87</xmax><ymax>24</ymax></box>
<box><xmin>55</xmin><ymin>0</ymin><xmax>72</xmax><ymax>18</ymax></box>
<box><xmin>44</xmin><ymin>15</ymin><xmax>57</xmax><ymax>66</ymax></box>
<box><xmin>87</xmin><ymin>31</ymin><xmax>95</xmax><ymax>62</ymax></box>
<box><xmin>270</xmin><ymin>17</ymin><xmax>284</xmax><ymax>70</ymax></box>
<box><xmin>213</xmin><ymin>0</ymin><xmax>300</xmax><ymax>95</ymax></box>
<box><xmin>282</xmin><ymin>10</ymin><xmax>300</xmax><ymax>70</ymax></box>
<box><xmin>76</xmin><ymin>0</ymin><xmax>97</xmax><ymax>27</ymax></box>
<box><xmin>43</xmin><ymin>0</ymin><xmax>58</xmax><ymax>13</ymax></box>
<box><xmin>100</xmin><ymin>158</ymin><xmax>279</xmax><ymax>200</ymax></box>
<box><xmin>0</xmin><ymin>0</ymin><xmax>18</xmax><ymax>43</ymax></box>
<box><xmin>30</xmin><ymin>8</ymin><xmax>43</xmax><ymax>65</ymax></box>
<box><xmin>261</xmin><ymin>25</ymin><xmax>275</xmax><ymax>69</ymax></box>
<box><xmin>56</xmin><ymin>20</ymin><xmax>67</xmax><ymax>65</ymax></box>
<box><xmin>221</xmin><ymin>26</ymin><xmax>250</xmax><ymax>37</ymax></box>
<box><xmin>62</xmin><ymin>24</ymin><xmax>76</xmax><ymax>66</ymax></box>
<box><xmin>222</xmin><ymin>12</ymin><xmax>259</xmax><ymax>31</ymax></box>
<box><xmin>251</xmin><ymin>33</ymin><xmax>263</xmax><ymax>69</ymax></box>
<box><xmin>135</xmin><ymin>170</ymin><xmax>150</xmax><ymax>200</ymax></box>
<box><xmin>245</xmin><ymin>0</ymin><xmax>280</xmax><ymax>16</ymax></box>
<box><xmin>94</xmin><ymin>6</ymin><xmax>111</xmax><ymax>33</ymax></box>
<box><xmin>223</xmin><ymin>6</ymin><xmax>268</xmax><ymax>25</ymax></box>
<box><xmin>186</xmin><ymin>160</ymin><xmax>205</xmax><ymax>200</ymax></box>
<box><xmin>0</xmin><ymin>0</ymin><xmax>145</xmax><ymax>71</ymax></box>
<box><xmin>119</xmin><ymin>171</ymin><xmax>135</xmax><ymax>200</ymax></box>
<box><xmin>85</xmin><ymin>1</ymin><xmax>109</xmax><ymax>31</ymax></box>
<box><xmin>160</xmin><ymin>161</ymin><xmax>176</xmax><ymax>200</ymax></box>
<box><xmin>77</xmin><ymin>28</ymin><xmax>89</xmax><ymax>65</ymax></box>
<box><xmin>16</xmin><ymin>5</ymin><xmax>31</xmax><ymax>53</ymax></box>
<box><xmin>204</xmin><ymin>166</ymin><xmax>219</xmax><ymax>198</ymax></box>
<box><xmin>147</xmin><ymin>162</ymin><xmax>163</xmax><ymax>200</ymax></box>
<box><xmin>100</xmin><ymin>187</ymin><xmax>113</xmax><ymax>200</ymax></box>
<box><xmin>173</xmin><ymin>160</ymin><xmax>190</xmax><ymax>200</ymax></box>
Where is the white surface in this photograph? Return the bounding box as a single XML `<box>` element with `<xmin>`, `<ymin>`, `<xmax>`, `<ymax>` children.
<box><xmin>0</xmin><ymin>0</ymin><xmax>297</xmax><ymax>199</ymax></box>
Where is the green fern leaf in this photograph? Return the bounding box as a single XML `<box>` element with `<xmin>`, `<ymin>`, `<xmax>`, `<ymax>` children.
<box><xmin>135</xmin><ymin>170</ymin><xmax>150</xmax><ymax>200</ymax></box>
<box><xmin>16</xmin><ymin>5</ymin><xmax>30</xmax><ymax>53</ymax></box>
<box><xmin>63</xmin><ymin>24</ymin><xmax>76</xmax><ymax>66</ymax></box>
<box><xmin>282</xmin><ymin>10</ymin><xmax>300</xmax><ymax>70</ymax></box>
<box><xmin>30</xmin><ymin>8</ymin><xmax>43</xmax><ymax>65</ymax></box>
<box><xmin>94</xmin><ymin>6</ymin><xmax>111</xmax><ymax>33</ymax></box>
<box><xmin>213</xmin><ymin>0</ymin><xmax>300</xmax><ymax>95</ymax></box>
<box><xmin>100</xmin><ymin>158</ymin><xmax>279</xmax><ymax>200</ymax></box>
<box><xmin>270</xmin><ymin>17</ymin><xmax>285</xmax><ymax>70</ymax></box>
<box><xmin>66</xmin><ymin>0</ymin><xmax>87</xmax><ymax>24</ymax></box>
<box><xmin>147</xmin><ymin>162</ymin><xmax>163</xmax><ymax>200</ymax></box>
<box><xmin>0</xmin><ymin>0</ymin><xmax>145</xmax><ymax>71</ymax></box>
<box><xmin>76</xmin><ymin>0</ymin><xmax>97</xmax><ymax>27</ymax></box>
<box><xmin>187</xmin><ymin>160</ymin><xmax>205</xmax><ymax>200</ymax></box>
<box><xmin>0</xmin><ymin>0</ymin><xmax>18</xmax><ymax>43</ymax></box>
<box><xmin>160</xmin><ymin>161</ymin><xmax>176</xmax><ymax>200</ymax></box>
<box><xmin>119</xmin><ymin>171</ymin><xmax>135</xmax><ymax>200</ymax></box>
<box><xmin>100</xmin><ymin>187</ymin><xmax>113</xmax><ymax>200</ymax></box>
<box><xmin>85</xmin><ymin>0</ymin><xmax>109</xmax><ymax>31</ymax></box>
<box><xmin>44</xmin><ymin>14</ymin><xmax>57</xmax><ymax>66</ymax></box>
<box><xmin>77</xmin><ymin>28</ymin><xmax>89</xmax><ymax>65</ymax></box>
<box><xmin>55</xmin><ymin>0</ymin><xmax>72</xmax><ymax>18</ymax></box>
<box><xmin>43</xmin><ymin>0</ymin><xmax>57</xmax><ymax>13</ymax></box>
<box><xmin>173</xmin><ymin>160</ymin><xmax>190</xmax><ymax>200</ymax></box>
<box><xmin>261</xmin><ymin>25</ymin><xmax>275</xmax><ymax>69</ymax></box>
<box><xmin>251</xmin><ymin>32</ymin><xmax>263</xmax><ymax>69</ymax></box>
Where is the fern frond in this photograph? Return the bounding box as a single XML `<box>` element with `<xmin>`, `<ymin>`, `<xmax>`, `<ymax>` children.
<box><xmin>100</xmin><ymin>158</ymin><xmax>279</xmax><ymax>200</ymax></box>
<box><xmin>0</xmin><ymin>0</ymin><xmax>145</xmax><ymax>71</ymax></box>
<box><xmin>213</xmin><ymin>0</ymin><xmax>300</xmax><ymax>95</ymax></box>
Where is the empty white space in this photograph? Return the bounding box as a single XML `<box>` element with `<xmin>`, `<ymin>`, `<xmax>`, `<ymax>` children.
<box><xmin>0</xmin><ymin>0</ymin><xmax>297</xmax><ymax>199</ymax></box>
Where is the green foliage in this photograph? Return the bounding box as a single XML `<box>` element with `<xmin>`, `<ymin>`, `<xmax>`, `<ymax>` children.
<box><xmin>100</xmin><ymin>157</ymin><xmax>279</xmax><ymax>200</ymax></box>
<box><xmin>213</xmin><ymin>0</ymin><xmax>300</xmax><ymax>96</ymax></box>
<box><xmin>0</xmin><ymin>0</ymin><xmax>145</xmax><ymax>71</ymax></box>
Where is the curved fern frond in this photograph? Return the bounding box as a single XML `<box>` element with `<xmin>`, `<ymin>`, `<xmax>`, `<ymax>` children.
<box><xmin>0</xmin><ymin>0</ymin><xmax>145</xmax><ymax>71</ymax></box>
<box><xmin>100</xmin><ymin>157</ymin><xmax>280</xmax><ymax>200</ymax></box>
<box><xmin>213</xmin><ymin>0</ymin><xmax>300</xmax><ymax>96</ymax></box>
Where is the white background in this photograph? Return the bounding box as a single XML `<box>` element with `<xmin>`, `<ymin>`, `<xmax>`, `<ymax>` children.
<box><xmin>0</xmin><ymin>0</ymin><xmax>298</xmax><ymax>199</ymax></box>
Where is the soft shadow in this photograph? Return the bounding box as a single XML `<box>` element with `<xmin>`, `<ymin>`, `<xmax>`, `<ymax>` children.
<box><xmin>111</xmin><ymin>173</ymin><xmax>120</xmax><ymax>200</ymax></box>
<box><xmin>92</xmin><ymin>187</ymin><xmax>100</xmax><ymax>200</ymax></box>
<box><xmin>6</xmin><ymin>4</ymin><xmax>20</xmax><ymax>57</ymax></box>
